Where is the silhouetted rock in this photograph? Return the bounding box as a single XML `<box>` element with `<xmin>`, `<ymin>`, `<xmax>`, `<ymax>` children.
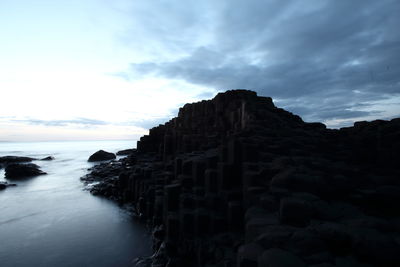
<box><xmin>80</xmin><ymin>90</ymin><xmax>400</xmax><ymax>267</ymax></box>
<box><xmin>258</xmin><ymin>248</ymin><xmax>307</xmax><ymax>267</ymax></box>
<box><xmin>279</xmin><ymin>197</ymin><xmax>314</xmax><ymax>226</ymax></box>
<box><xmin>0</xmin><ymin>181</ymin><xmax>17</xmax><ymax>190</ymax></box>
<box><xmin>41</xmin><ymin>156</ymin><xmax>54</xmax><ymax>161</ymax></box>
<box><xmin>116</xmin><ymin>149</ymin><xmax>136</xmax><ymax>155</ymax></box>
<box><xmin>88</xmin><ymin>150</ymin><xmax>116</xmax><ymax>162</ymax></box>
<box><xmin>5</xmin><ymin>163</ymin><xmax>46</xmax><ymax>179</ymax></box>
<box><xmin>0</xmin><ymin>156</ymin><xmax>35</xmax><ymax>164</ymax></box>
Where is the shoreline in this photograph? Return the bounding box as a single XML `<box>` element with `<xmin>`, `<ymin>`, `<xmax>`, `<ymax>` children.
<box><xmin>82</xmin><ymin>90</ymin><xmax>400</xmax><ymax>267</ymax></box>
<box><xmin>0</xmin><ymin>140</ymin><xmax>151</xmax><ymax>267</ymax></box>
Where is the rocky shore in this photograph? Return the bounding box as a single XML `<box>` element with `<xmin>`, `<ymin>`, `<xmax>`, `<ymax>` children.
<box><xmin>82</xmin><ymin>90</ymin><xmax>400</xmax><ymax>267</ymax></box>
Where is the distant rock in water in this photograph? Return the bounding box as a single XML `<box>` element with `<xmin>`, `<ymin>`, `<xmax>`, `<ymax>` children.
<box><xmin>41</xmin><ymin>156</ymin><xmax>55</xmax><ymax>161</ymax></box>
<box><xmin>88</xmin><ymin>150</ymin><xmax>116</xmax><ymax>162</ymax></box>
<box><xmin>0</xmin><ymin>156</ymin><xmax>35</xmax><ymax>164</ymax></box>
<box><xmin>81</xmin><ymin>90</ymin><xmax>400</xmax><ymax>267</ymax></box>
<box><xmin>5</xmin><ymin>163</ymin><xmax>47</xmax><ymax>179</ymax></box>
<box><xmin>116</xmin><ymin>149</ymin><xmax>136</xmax><ymax>156</ymax></box>
<box><xmin>0</xmin><ymin>181</ymin><xmax>17</xmax><ymax>190</ymax></box>
<box><xmin>0</xmin><ymin>182</ymin><xmax>6</xmax><ymax>190</ymax></box>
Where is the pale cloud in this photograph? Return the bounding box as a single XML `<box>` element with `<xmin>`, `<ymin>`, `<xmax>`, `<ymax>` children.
<box><xmin>0</xmin><ymin>0</ymin><xmax>399</xmax><ymax>141</ymax></box>
<box><xmin>0</xmin><ymin>122</ymin><xmax>146</xmax><ymax>142</ymax></box>
<box><xmin>8</xmin><ymin>118</ymin><xmax>108</xmax><ymax>127</ymax></box>
<box><xmin>0</xmin><ymin>70</ymin><xmax>208</xmax><ymax>126</ymax></box>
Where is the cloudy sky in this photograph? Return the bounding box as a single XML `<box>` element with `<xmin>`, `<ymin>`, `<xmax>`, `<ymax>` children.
<box><xmin>1</xmin><ymin>0</ymin><xmax>399</xmax><ymax>141</ymax></box>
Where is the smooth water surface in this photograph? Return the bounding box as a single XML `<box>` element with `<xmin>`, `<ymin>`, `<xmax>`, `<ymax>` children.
<box><xmin>0</xmin><ymin>140</ymin><xmax>151</xmax><ymax>267</ymax></box>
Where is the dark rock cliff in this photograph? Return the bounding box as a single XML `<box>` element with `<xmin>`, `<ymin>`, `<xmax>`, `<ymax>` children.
<box><xmin>82</xmin><ymin>90</ymin><xmax>400</xmax><ymax>267</ymax></box>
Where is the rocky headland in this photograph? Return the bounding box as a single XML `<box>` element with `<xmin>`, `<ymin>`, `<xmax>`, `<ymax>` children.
<box><xmin>82</xmin><ymin>90</ymin><xmax>400</xmax><ymax>267</ymax></box>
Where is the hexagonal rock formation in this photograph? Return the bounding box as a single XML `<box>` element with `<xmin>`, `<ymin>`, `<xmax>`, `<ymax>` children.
<box><xmin>82</xmin><ymin>90</ymin><xmax>400</xmax><ymax>267</ymax></box>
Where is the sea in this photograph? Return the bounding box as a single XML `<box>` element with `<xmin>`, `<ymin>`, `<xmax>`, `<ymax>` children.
<box><xmin>0</xmin><ymin>140</ymin><xmax>151</xmax><ymax>267</ymax></box>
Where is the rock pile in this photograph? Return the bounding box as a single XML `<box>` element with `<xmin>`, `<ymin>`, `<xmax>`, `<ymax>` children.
<box><xmin>1</xmin><ymin>156</ymin><xmax>48</xmax><ymax>181</ymax></box>
<box><xmin>82</xmin><ymin>90</ymin><xmax>400</xmax><ymax>267</ymax></box>
<box><xmin>5</xmin><ymin>163</ymin><xmax>47</xmax><ymax>179</ymax></box>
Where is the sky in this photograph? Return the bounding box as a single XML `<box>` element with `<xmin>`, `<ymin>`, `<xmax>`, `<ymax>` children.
<box><xmin>0</xmin><ymin>0</ymin><xmax>399</xmax><ymax>141</ymax></box>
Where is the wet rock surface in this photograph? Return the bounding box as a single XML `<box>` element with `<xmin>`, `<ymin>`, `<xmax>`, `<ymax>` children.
<box><xmin>5</xmin><ymin>163</ymin><xmax>47</xmax><ymax>179</ymax></box>
<box><xmin>81</xmin><ymin>90</ymin><xmax>400</xmax><ymax>267</ymax></box>
<box><xmin>88</xmin><ymin>150</ymin><xmax>116</xmax><ymax>162</ymax></box>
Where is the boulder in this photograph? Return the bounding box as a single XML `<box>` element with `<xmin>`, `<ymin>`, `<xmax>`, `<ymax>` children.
<box><xmin>350</xmin><ymin>227</ymin><xmax>400</xmax><ymax>266</ymax></box>
<box><xmin>311</xmin><ymin>222</ymin><xmax>352</xmax><ymax>254</ymax></box>
<box><xmin>237</xmin><ymin>243</ymin><xmax>264</xmax><ymax>267</ymax></box>
<box><xmin>258</xmin><ymin>248</ymin><xmax>307</xmax><ymax>267</ymax></box>
<box><xmin>288</xmin><ymin>229</ymin><xmax>327</xmax><ymax>257</ymax></box>
<box><xmin>279</xmin><ymin>197</ymin><xmax>314</xmax><ymax>226</ymax></box>
<box><xmin>245</xmin><ymin>214</ymin><xmax>280</xmax><ymax>242</ymax></box>
<box><xmin>41</xmin><ymin>156</ymin><xmax>54</xmax><ymax>160</ymax></box>
<box><xmin>5</xmin><ymin>163</ymin><xmax>46</xmax><ymax>179</ymax></box>
<box><xmin>335</xmin><ymin>256</ymin><xmax>373</xmax><ymax>267</ymax></box>
<box><xmin>342</xmin><ymin>216</ymin><xmax>392</xmax><ymax>232</ymax></box>
<box><xmin>255</xmin><ymin>225</ymin><xmax>293</xmax><ymax>249</ymax></box>
<box><xmin>88</xmin><ymin>150</ymin><xmax>116</xmax><ymax>162</ymax></box>
<box><xmin>304</xmin><ymin>251</ymin><xmax>334</xmax><ymax>265</ymax></box>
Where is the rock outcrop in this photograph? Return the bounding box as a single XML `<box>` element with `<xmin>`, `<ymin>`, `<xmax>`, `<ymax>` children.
<box><xmin>88</xmin><ymin>150</ymin><xmax>116</xmax><ymax>162</ymax></box>
<box><xmin>5</xmin><ymin>163</ymin><xmax>47</xmax><ymax>179</ymax></box>
<box><xmin>0</xmin><ymin>156</ymin><xmax>35</xmax><ymax>165</ymax></box>
<box><xmin>41</xmin><ymin>156</ymin><xmax>55</xmax><ymax>161</ymax></box>
<box><xmin>0</xmin><ymin>181</ymin><xmax>17</xmax><ymax>190</ymax></box>
<box><xmin>82</xmin><ymin>90</ymin><xmax>400</xmax><ymax>267</ymax></box>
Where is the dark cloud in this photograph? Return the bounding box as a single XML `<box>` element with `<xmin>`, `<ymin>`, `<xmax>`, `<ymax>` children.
<box><xmin>285</xmin><ymin>104</ymin><xmax>382</xmax><ymax>121</ymax></box>
<box><xmin>127</xmin><ymin>0</ymin><xmax>400</xmax><ymax>124</ymax></box>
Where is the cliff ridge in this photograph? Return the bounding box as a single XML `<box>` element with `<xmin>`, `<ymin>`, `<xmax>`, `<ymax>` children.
<box><xmin>82</xmin><ymin>90</ymin><xmax>400</xmax><ymax>267</ymax></box>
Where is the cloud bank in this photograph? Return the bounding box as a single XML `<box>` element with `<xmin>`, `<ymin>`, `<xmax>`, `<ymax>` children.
<box><xmin>1</xmin><ymin>0</ymin><xmax>399</xmax><ymax>141</ymax></box>
<box><xmin>123</xmin><ymin>0</ymin><xmax>400</xmax><ymax>125</ymax></box>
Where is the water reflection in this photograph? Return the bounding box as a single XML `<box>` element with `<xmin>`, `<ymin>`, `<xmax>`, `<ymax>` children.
<box><xmin>0</xmin><ymin>141</ymin><xmax>150</xmax><ymax>267</ymax></box>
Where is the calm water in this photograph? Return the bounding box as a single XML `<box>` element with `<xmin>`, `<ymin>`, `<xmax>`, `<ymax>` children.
<box><xmin>0</xmin><ymin>140</ymin><xmax>151</xmax><ymax>267</ymax></box>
